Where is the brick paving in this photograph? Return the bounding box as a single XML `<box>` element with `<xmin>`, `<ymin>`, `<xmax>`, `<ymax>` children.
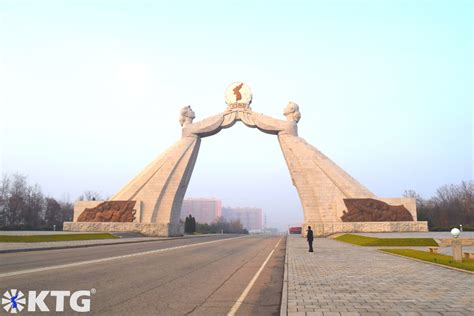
<box><xmin>284</xmin><ymin>235</ymin><xmax>474</xmax><ymax>316</ymax></box>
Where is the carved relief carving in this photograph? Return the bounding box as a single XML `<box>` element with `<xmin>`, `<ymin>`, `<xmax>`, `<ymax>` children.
<box><xmin>77</xmin><ymin>201</ymin><xmax>136</xmax><ymax>222</ymax></box>
<box><xmin>341</xmin><ymin>199</ymin><xmax>413</xmax><ymax>222</ymax></box>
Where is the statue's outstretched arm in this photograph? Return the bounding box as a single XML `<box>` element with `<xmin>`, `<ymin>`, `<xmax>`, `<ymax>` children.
<box><xmin>183</xmin><ymin>112</ymin><xmax>226</xmax><ymax>138</ymax></box>
<box><xmin>250</xmin><ymin>112</ymin><xmax>289</xmax><ymax>135</ymax></box>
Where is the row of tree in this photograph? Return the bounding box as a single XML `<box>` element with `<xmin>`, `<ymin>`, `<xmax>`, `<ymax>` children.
<box><xmin>404</xmin><ymin>181</ymin><xmax>473</xmax><ymax>230</ymax></box>
<box><xmin>0</xmin><ymin>174</ymin><xmax>73</xmax><ymax>230</ymax></box>
<box><xmin>184</xmin><ymin>214</ymin><xmax>249</xmax><ymax>234</ymax></box>
<box><xmin>195</xmin><ymin>217</ymin><xmax>249</xmax><ymax>234</ymax></box>
<box><xmin>1</xmin><ymin>173</ymin><xmax>471</xmax><ymax>231</ymax></box>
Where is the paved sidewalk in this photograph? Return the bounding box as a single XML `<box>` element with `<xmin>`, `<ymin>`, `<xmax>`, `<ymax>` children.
<box><xmin>284</xmin><ymin>235</ymin><xmax>474</xmax><ymax>316</ymax></box>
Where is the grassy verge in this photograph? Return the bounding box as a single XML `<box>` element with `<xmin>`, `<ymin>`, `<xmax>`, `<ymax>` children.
<box><xmin>0</xmin><ymin>233</ymin><xmax>119</xmax><ymax>243</ymax></box>
<box><xmin>335</xmin><ymin>234</ymin><xmax>438</xmax><ymax>246</ymax></box>
<box><xmin>381</xmin><ymin>249</ymin><xmax>474</xmax><ymax>272</ymax></box>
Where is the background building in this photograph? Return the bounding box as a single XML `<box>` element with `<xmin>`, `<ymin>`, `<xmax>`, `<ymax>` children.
<box><xmin>222</xmin><ymin>207</ymin><xmax>263</xmax><ymax>231</ymax></box>
<box><xmin>181</xmin><ymin>198</ymin><xmax>222</xmax><ymax>224</ymax></box>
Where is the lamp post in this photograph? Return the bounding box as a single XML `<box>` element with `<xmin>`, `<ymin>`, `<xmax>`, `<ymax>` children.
<box><xmin>451</xmin><ymin>228</ymin><xmax>462</xmax><ymax>262</ymax></box>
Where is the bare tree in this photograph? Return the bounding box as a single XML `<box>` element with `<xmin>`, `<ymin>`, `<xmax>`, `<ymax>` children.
<box><xmin>60</xmin><ymin>201</ymin><xmax>74</xmax><ymax>222</ymax></box>
<box><xmin>403</xmin><ymin>189</ymin><xmax>424</xmax><ymax>207</ymax></box>
<box><xmin>45</xmin><ymin>197</ymin><xmax>62</xmax><ymax>228</ymax></box>
<box><xmin>409</xmin><ymin>181</ymin><xmax>474</xmax><ymax>229</ymax></box>
<box><xmin>0</xmin><ymin>174</ymin><xmax>10</xmax><ymax>226</ymax></box>
<box><xmin>0</xmin><ymin>173</ymin><xmax>75</xmax><ymax>230</ymax></box>
<box><xmin>78</xmin><ymin>190</ymin><xmax>102</xmax><ymax>201</ymax></box>
<box><xmin>6</xmin><ymin>174</ymin><xmax>29</xmax><ymax>226</ymax></box>
<box><xmin>22</xmin><ymin>183</ymin><xmax>45</xmax><ymax>227</ymax></box>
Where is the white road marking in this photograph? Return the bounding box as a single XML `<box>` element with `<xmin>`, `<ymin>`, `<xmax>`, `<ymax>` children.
<box><xmin>0</xmin><ymin>236</ymin><xmax>247</xmax><ymax>279</ymax></box>
<box><xmin>227</xmin><ymin>237</ymin><xmax>283</xmax><ymax>316</ymax></box>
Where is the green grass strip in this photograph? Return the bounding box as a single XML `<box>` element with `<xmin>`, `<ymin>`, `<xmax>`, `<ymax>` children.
<box><xmin>381</xmin><ymin>248</ymin><xmax>474</xmax><ymax>272</ymax></box>
<box><xmin>335</xmin><ymin>234</ymin><xmax>438</xmax><ymax>246</ymax></box>
<box><xmin>0</xmin><ymin>233</ymin><xmax>119</xmax><ymax>243</ymax></box>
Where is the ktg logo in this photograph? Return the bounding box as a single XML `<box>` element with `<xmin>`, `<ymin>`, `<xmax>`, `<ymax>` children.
<box><xmin>1</xmin><ymin>289</ymin><xmax>94</xmax><ymax>313</ymax></box>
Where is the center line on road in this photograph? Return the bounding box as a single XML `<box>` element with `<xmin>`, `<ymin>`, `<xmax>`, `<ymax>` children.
<box><xmin>227</xmin><ymin>237</ymin><xmax>283</xmax><ymax>316</ymax></box>
<box><xmin>0</xmin><ymin>236</ymin><xmax>247</xmax><ymax>279</ymax></box>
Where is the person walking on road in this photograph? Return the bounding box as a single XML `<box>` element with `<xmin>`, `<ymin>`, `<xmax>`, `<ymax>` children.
<box><xmin>307</xmin><ymin>226</ymin><xmax>314</xmax><ymax>252</ymax></box>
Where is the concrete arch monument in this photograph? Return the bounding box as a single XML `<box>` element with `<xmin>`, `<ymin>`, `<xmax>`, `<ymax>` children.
<box><xmin>65</xmin><ymin>82</ymin><xmax>428</xmax><ymax>236</ymax></box>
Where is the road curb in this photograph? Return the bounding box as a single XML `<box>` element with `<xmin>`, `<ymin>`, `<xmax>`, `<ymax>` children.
<box><xmin>0</xmin><ymin>234</ymin><xmax>226</xmax><ymax>254</ymax></box>
<box><xmin>280</xmin><ymin>235</ymin><xmax>289</xmax><ymax>316</ymax></box>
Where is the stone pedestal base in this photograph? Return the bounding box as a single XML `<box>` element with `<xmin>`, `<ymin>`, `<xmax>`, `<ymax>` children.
<box><xmin>303</xmin><ymin>221</ymin><xmax>429</xmax><ymax>237</ymax></box>
<box><xmin>451</xmin><ymin>239</ymin><xmax>463</xmax><ymax>262</ymax></box>
<box><xmin>63</xmin><ymin>222</ymin><xmax>184</xmax><ymax>237</ymax></box>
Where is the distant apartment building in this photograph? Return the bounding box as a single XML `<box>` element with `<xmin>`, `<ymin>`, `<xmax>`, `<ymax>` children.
<box><xmin>180</xmin><ymin>198</ymin><xmax>222</xmax><ymax>224</ymax></box>
<box><xmin>222</xmin><ymin>207</ymin><xmax>263</xmax><ymax>231</ymax></box>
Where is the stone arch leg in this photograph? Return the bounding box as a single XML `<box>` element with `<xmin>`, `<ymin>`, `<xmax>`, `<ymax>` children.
<box><xmin>278</xmin><ymin>134</ymin><xmax>375</xmax><ymax>224</ymax></box>
<box><xmin>153</xmin><ymin>137</ymin><xmax>201</xmax><ymax>225</ymax></box>
<box><xmin>111</xmin><ymin>136</ymin><xmax>201</xmax><ymax>236</ymax></box>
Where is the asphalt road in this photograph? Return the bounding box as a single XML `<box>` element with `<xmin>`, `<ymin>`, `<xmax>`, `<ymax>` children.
<box><xmin>0</xmin><ymin>234</ymin><xmax>286</xmax><ymax>315</ymax></box>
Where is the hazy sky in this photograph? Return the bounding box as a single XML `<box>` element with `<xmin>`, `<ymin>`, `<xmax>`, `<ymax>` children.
<box><xmin>1</xmin><ymin>0</ymin><xmax>472</xmax><ymax>229</ymax></box>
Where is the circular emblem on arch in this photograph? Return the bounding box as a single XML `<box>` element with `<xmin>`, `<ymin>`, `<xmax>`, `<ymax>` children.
<box><xmin>224</xmin><ymin>82</ymin><xmax>252</xmax><ymax>109</ymax></box>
